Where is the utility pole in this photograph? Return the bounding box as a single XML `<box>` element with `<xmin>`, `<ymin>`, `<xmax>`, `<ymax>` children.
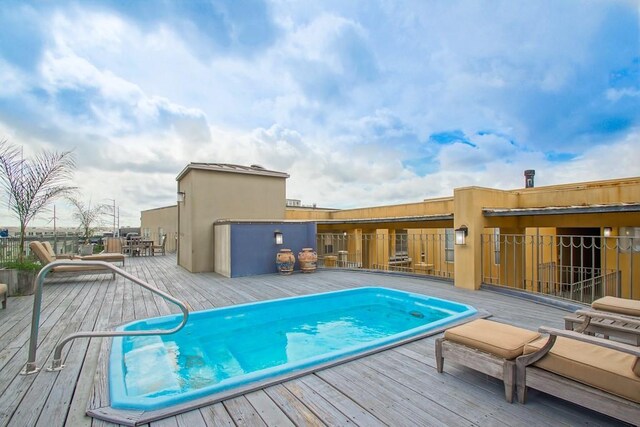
<box><xmin>104</xmin><ymin>198</ymin><xmax>118</xmax><ymax>238</ymax></box>
<box><xmin>53</xmin><ymin>205</ymin><xmax>57</xmax><ymax>254</ymax></box>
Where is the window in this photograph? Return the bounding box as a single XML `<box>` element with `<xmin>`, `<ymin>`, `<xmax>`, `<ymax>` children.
<box><xmin>494</xmin><ymin>228</ymin><xmax>501</xmax><ymax>265</ymax></box>
<box><xmin>395</xmin><ymin>229</ymin><xmax>408</xmax><ymax>255</ymax></box>
<box><xmin>445</xmin><ymin>229</ymin><xmax>454</xmax><ymax>262</ymax></box>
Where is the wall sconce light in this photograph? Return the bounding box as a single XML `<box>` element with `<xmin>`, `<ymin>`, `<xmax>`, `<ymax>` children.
<box><xmin>274</xmin><ymin>230</ymin><xmax>284</xmax><ymax>245</ymax></box>
<box><xmin>454</xmin><ymin>226</ymin><xmax>468</xmax><ymax>245</ymax></box>
<box><xmin>177</xmin><ymin>191</ymin><xmax>186</xmax><ymax>203</ymax></box>
<box><xmin>603</xmin><ymin>227</ymin><xmax>612</xmax><ymax>237</ymax></box>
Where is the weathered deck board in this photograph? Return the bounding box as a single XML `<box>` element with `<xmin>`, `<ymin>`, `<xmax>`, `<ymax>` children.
<box><xmin>0</xmin><ymin>254</ymin><xmax>629</xmax><ymax>426</ymax></box>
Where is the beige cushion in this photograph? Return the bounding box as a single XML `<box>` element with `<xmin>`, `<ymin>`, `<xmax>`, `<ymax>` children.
<box><xmin>524</xmin><ymin>336</ymin><xmax>640</xmax><ymax>403</ymax></box>
<box><xmin>51</xmin><ymin>265</ymin><xmax>109</xmax><ymax>273</ymax></box>
<box><xmin>42</xmin><ymin>241</ymin><xmax>57</xmax><ymax>258</ymax></box>
<box><xmin>0</xmin><ymin>283</ymin><xmax>7</xmax><ymax>294</ymax></box>
<box><xmin>29</xmin><ymin>241</ymin><xmax>55</xmax><ymax>264</ymax></box>
<box><xmin>592</xmin><ymin>296</ymin><xmax>640</xmax><ymax>317</ymax></box>
<box><xmin>80</xmin><ymin>253</ymin><xmax>124</xmax><ymax>262</ymax></box>
<box><xmin>444</xmin><ymin>319</ymin><xmax>541</xmax><ymax>360</ymax></box>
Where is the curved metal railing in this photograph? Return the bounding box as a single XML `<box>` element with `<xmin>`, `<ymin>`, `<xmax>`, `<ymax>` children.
<box><xmin>21</xmin><ymin>260</ymin><xmax>189</xmax><ymax>375</ymax></box>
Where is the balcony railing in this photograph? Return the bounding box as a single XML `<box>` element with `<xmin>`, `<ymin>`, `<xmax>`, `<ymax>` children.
<box><xmin>481</xmin><ymin>233</ymin><xmax>637</xmax><ymax>303</ymax></box>
<box><xmin>316</xmin><ymin>232</ymin><xmax>455</xmax><ymax>280</ymax></box>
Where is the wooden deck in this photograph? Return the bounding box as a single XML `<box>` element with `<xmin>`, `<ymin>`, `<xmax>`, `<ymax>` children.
<box><xmin>0</xmin><ymin>255</ymin><xmax>626</xmax><ymax>426</ymax></box>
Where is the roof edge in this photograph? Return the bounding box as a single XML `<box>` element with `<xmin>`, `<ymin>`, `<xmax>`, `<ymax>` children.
<box><xmin>176</xmin><ymin>163</ymin><xmax>289</xmax><ymax>181</ymax></box>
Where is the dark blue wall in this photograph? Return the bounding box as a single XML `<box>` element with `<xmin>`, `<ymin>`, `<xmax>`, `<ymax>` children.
<box><xmin>229</xmin><ymin>222</ymin><xmax>317</xmax><ymax>277</ymax></box>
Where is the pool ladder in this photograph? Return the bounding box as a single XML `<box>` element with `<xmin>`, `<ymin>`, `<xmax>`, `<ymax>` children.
<box><xmin>21</xmin><ymin>260</ymin><xmax>189</xmax><ymax>375</ymax></box>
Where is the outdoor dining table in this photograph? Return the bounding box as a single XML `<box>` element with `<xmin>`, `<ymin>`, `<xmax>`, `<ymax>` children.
<box><xmin>126</xmin><ymin>238</ymin><xmax>155</xmax><ymax>256</ymax></box>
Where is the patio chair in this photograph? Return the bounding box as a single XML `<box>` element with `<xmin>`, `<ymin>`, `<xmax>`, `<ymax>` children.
<box><xmin>104</xmin><ymin>237</ymin><xmax>124</xmax><ymax>254</ymax></box>
<box><xmin>435</xmin><ymin>319</ymin><xmax>541</xmax><ymax>402</ymax></box>
<box><xmin>42</xmin><ymin>241</ymin><xmax>125</xmax><ymax>266</ymax></box>
<box><xmin>29</xmin><ymin>241</ymin><xmax>115</xmax><ymax>279</ymax></box>
<box><xmin>516</xmin><ymin>326</ymin><xmax>640</xmax><ymax>425</ymax></box>
<box><xmin>152</xmin><ymin>234</ymin><xmax>167</xmax><ymax>256</ymax></box>
<box><xmin>564</xmin><ymin>296</ymin><xmax>640</xmax><ymax>345</ymax></box>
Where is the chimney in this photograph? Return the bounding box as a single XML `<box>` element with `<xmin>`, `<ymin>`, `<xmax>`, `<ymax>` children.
<box><xmin>524</xmin><ymin>170</ymin><xmax>535</xmax><ymax>188</ymax></box>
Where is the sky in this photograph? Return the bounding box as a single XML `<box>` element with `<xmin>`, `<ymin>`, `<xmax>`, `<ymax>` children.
<box><xmin>0</xmin><ymin>0</ymin><xmax>638</xmax><ymax>228</ymax></box>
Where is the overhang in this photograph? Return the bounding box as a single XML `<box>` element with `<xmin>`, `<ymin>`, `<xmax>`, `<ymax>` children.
<box><xmin>483</xmin><ymin>203</ymin><xmax>640</xmax><ymax>217</ymax></box>
<box><xmin>316</xmin><ymin>213</ymin><xmax>454</xmax><ymax>225</ymax></box>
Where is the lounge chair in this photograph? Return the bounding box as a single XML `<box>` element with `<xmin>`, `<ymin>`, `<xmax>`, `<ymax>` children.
<box><xmin>436</xmin><ymin>317</ymin><xmax>640</xmax><ymax>424</ymax></box>
<box><xmin>41</xmin><ymin>241</ymin><xmax>125</xmax><ymax>266</ymax></box>
<box><xmin>516</xmin><ymin>326</ymin><xmax>640</xmax><ymax>424</ymax></box>
<box><xmin>435</xmin><ymin>319</ymin><xmax>541</xmax><ymax>402</ymax></box>
<box><xmin>29</xmin><ymin>241</ymin><xmax>116</xmax><ymax>279</ymax></box>
<box><xmin>564</xmin><ymin>296</ymin><xmax>640</xmax><ymax>345</ymax></box>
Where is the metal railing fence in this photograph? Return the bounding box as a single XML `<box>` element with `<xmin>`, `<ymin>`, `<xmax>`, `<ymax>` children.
<box><xmin>0</xmin><ymin>235</ymin><xmax>82</xmax><ymax>266</ymax></box>
<box><xmin>316</xmin><ymin>232</ymin><xmax>455</xmax><ymax>280</ymax></box>
<box><xmin>481</xmin><ymin>233</ymin><xmax>637</xmax><ymax>303</ymax></box>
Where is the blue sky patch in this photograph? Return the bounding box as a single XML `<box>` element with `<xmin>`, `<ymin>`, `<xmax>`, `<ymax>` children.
<box><xmin>429</xmin><ymin>130</ymin><xmax>476</xmax><ymax>147</ymax></box>
<box><xmin>544</xmin><ymin>151</ymin><xmax>576</xmax><ymax>162</ymax></box>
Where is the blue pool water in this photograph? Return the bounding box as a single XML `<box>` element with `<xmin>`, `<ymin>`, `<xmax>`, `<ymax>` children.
<box><xmin>109</xmin><ymin>287</ymin><xmax>477</xmax><ymax>410</ymax></box>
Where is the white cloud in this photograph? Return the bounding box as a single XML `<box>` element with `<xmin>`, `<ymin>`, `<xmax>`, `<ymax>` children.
<box><xmin>0</xmin><ymin>1</ymin><xmax>637</xmax><ymax>227</ymax></box>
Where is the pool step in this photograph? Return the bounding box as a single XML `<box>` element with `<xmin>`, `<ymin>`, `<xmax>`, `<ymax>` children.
<box><xmin>124</xmin><ymin>336</ymin><xmax>181</xmax><ymax>397</ymax></box>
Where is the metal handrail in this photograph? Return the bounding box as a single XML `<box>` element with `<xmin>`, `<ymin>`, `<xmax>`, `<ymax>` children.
<box><xmin>21</xmin><ymin>260</ymin><xmax>189</xmax><ymax>375</ymax></box>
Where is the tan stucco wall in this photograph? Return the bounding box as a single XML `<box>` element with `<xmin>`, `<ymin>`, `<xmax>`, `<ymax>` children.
<box><xmin>178</xmin><ymin>171</ymin><xmax>195</xmax><ymax>271</ymax></box>
<box><xmin>178</xmin><ymin>169</ymin><xmax>287</xmax><ymax>273</ymax></box>
<box><xmin>140</xmin><ymin>205</ymin><xmax>178</xmax><ymax>252</ymax></box>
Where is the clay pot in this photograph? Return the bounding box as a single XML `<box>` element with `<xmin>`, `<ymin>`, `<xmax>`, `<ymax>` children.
<box><xmin>276</xmin><ymin>249</ymin><xmax>295</xmax><ymax>275</ymax></box>
<box><xmin>298</xmin><ymin>248</ymin><xmax>318</xmax><ymax>273</ymax></box>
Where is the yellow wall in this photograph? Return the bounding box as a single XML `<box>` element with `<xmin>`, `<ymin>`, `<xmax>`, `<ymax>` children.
<box><xmin>602</xmin><ymin>228</ymin><xmax>640</xmax><ymax>299</ymax></box>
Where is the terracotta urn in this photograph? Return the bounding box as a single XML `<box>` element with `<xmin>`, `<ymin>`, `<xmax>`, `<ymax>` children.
<box><xmin>298</xmin><ymin>248</ymin><xmax>318</xmax><ymax>273</ymax></box>
<box><xmin>276</xmin><ymin>249</ymin><xmax>295</xmax><ymax>275</ymax></box>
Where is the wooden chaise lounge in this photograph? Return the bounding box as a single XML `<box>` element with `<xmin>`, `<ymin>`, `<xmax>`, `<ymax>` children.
<box><xmin>29</xmin><ymin>241</ymin><xmax>116</xmax><ymax>279</ymax></box>
<box><xmin>435</xmin><ymin>319</ymin><xmax>541</xmax><ymax>402</ymax></box>
<box><xmin>564</xmin><ymin>296</ymin><xmax>640</xmax><ymax>345</ymax></box>
<box><xmin>437</xmin><ymin>316</ymin><xmax>640</xmax><ymax>424</ymax></box>
<box><xmin>517</xmin><ymin>326</ymin><xmax>640</xmax><ymax>424</ymax></box>
<box><xmin>41</xmin><ymin>241</ymin><xmax>125</xmax><ymax>266</ymax></box>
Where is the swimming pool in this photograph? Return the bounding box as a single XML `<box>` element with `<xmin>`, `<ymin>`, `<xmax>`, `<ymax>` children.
<box><xmin>109</xmin><ymin>287</ymin><xmax>477</xmax><ymax>411</ymax></box>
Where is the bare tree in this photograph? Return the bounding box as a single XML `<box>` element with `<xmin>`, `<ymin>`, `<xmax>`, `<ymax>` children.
<box><xmin>0</xmin><ymin>140</ymin><xmax>76</xmax><ymax>262</ymax></box>
<box><xmin>68</xmin><ymin>196</ymin><xmax>107</xmax><ymax>244</ymax></box>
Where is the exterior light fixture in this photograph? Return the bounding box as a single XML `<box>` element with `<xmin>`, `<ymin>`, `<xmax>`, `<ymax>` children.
<box><xmin>274</xmin><ymin>230</ymin><xmax>284</xmax><ymax>245</ymax></box>
<box><xmin>603</xmin><ymin>227</ymin><xmax>612</xmax><ymax>237</ymax></box>
<box><xmin>454</xmin><ymin>226</ymin><xmax>468</xmax><ymax>245</ymax></box>
<box><xmin>177</xmin><ymin>191</ymin><xmax>185</xmax><ymax>203</ymax></box>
